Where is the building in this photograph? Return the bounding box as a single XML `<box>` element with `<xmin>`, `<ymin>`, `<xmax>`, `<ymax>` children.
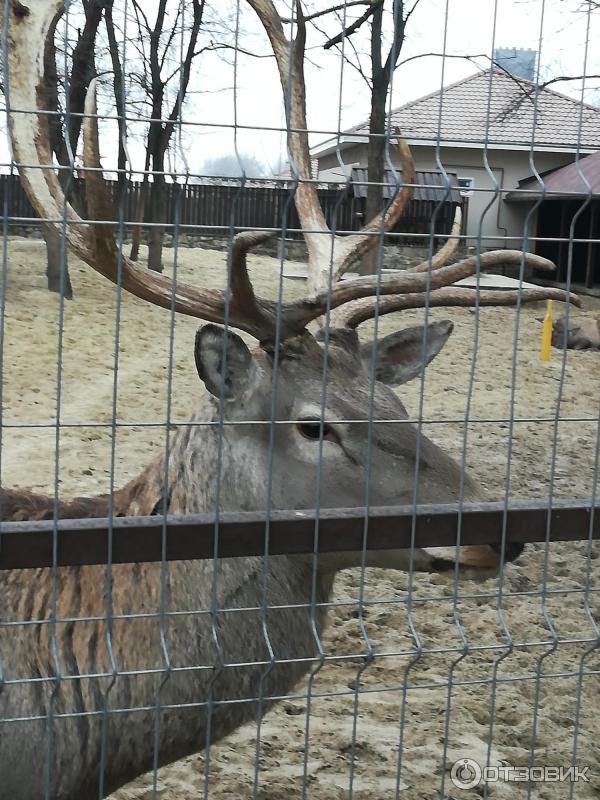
<box><xmin>506</xmin><ymin>151</ymin><xmax>600</xmax><ymax>288</ymax></box>
<box><xmin>311</xmin><ymin>65</ymin><xmax>600</xmax><ymax>274</ymax></box>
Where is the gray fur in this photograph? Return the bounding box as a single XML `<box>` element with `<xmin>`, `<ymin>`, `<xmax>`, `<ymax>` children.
<box><xmin>0</xmin><ymin>328</ymin><xmax>510</xmax><ymax>799</ymax></box>
<box><xmin>195</xmin><ymin>324</ymin><xmax>259</xmax><ymax>399</ymax></box>
<box><xmin>550</xmin><ymin>315</ymin><xmax>600</xmax><ymax>350</ymax></box>
<box><xmin>360</xmin><ymin>320</ymin><xmax>454</xmax><ymax>385</ymax></box>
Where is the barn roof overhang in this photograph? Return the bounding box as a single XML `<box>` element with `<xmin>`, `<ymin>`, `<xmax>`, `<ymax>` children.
<box><xmin>505</xmin><ymin>151</ymin><xmax>600</xmax><ymax>202</ymax></box>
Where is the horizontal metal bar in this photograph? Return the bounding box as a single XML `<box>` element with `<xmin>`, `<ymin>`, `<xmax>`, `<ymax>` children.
<box><xmin>6</xmin><ymin>216</ymin><xmax>599</xmax><ymax>244</ymax></box>
<box><xmin>0</xmin><ymin>499</ymin><xmax>597</xmax><ymax>570</ymax></box>
<box><xmin>1</xmin><ymin>415</ymin><xmax>597</xmax><ymax>429</ymax></box>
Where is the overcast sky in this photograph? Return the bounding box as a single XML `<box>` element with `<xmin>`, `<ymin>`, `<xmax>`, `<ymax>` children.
<box><xmin>4</xmin><ymin>0</ymin><xmax>600</xmax><ymax>176</ymax></box>
<box><xmin>177</xmin><ymin>0</ymin><xmax>600</xmax><ymax>175</ymax></box>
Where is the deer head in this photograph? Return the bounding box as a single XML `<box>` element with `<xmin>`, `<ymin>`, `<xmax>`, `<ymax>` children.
<box><xmin>4</xmin><ymin>0</ymin><xmax>581</xmax><ymax>575</ymax></box>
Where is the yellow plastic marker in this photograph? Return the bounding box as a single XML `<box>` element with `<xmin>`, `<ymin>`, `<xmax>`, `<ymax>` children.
<box><xmin>540</xmin><ymin>299</ymin><xmax>553</xmax><ymax>361</ymax></box>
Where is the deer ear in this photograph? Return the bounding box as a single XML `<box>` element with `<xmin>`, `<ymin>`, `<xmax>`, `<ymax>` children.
<box><xmin>361</xmin><ymin>320</ymin><xmax>453</xmax><ymax>386</ymax></box>
<box><xmin>195</xmin><ymin>324</ymin><xmax>257</xmax><ymax>400</ymax></box>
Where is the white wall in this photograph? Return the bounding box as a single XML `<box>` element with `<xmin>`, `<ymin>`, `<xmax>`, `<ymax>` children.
<box><xmin>317</xmin><ymin>144</ymin><xmax>575</xmax><ymax>250</ymax></box>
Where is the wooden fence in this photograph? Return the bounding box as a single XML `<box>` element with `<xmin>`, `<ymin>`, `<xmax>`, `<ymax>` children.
<box><xmin>0</xmin><ymin>173</ymin><xmax>462</xmax><ymax>243</ymax></box>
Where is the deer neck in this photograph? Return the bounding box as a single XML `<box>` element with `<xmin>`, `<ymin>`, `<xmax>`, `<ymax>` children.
<box><xmin>97</xmin><ymin>403</ymin><xmax>269</xmax><ymax>518</ymax></box>
<box><xmin>0</xmin><ymin>396</ymin><xmax>266</xmax><ymax>523</ymax></box>
<box><xmin>164</xmin><ymin>409</ymin><xmax>262</xmax><ymax>514</ymax></box>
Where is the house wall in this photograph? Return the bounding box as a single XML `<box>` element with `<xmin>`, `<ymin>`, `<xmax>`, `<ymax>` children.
<box><xmin>317</xmin><ymin>144</ymin><xmax>574</xmax><ymax>250</ymax></box>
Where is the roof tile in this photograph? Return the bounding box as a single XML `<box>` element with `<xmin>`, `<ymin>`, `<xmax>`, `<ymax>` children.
<box><xmin>349</xmin><ymin>69</ymin><xmax>600</xmax><ymax>149</ymax></box>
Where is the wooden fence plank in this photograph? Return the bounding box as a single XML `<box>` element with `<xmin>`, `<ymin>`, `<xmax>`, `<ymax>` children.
<box><xmin>0</xmin><ymin>174</ymin><xmax>461</xmax><ymax>242</ymax></box>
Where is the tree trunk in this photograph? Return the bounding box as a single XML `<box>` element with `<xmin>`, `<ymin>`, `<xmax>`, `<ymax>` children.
<box><xmin>40</xmin><ymin>1</ymin><xmax>103</xmax><ymax>298</ymax></box>
<box><xmin>351</xmin><ymin>0</ymin><xmax>406</xmax><ymax>275</ymax></box>
<box><xmin>147</xmin><ymin>173</ymin><xmax>166</xmax><ymax>273</ymax></box>
<box><xmin>104</xmin><ymin>0</ymin><xmax>127</xmax><ymax>207</ymax></box>
<box><xmin>130</xmin><ymin>149</ymin><xmax>151</xmax><ymax>263</ymax></box>
<box><xmin>129</xmin><ymin>176</ymin><xmax>148</xmax><ymax>262</ymax></box>
<box><xmin>43</xmin><ymin>226</ymin><xmax>73</xmax><ymax>299</ymax></box>
<box><xmin>360</xmin><ymin>75</ymin><xmax>387</xmax><ymax>275</ymax></box>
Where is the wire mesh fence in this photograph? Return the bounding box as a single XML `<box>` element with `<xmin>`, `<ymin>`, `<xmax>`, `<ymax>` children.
<box><xmin>0</xmin><ymin>1</ymin><xmax>599</xmax><ymax>798</ymax></box>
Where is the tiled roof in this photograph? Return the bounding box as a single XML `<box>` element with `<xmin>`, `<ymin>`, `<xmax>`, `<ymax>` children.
<box><xmin>346</xmin><ymin>69</ymin><xmax>600</xmax><ymax>150</ymax></box>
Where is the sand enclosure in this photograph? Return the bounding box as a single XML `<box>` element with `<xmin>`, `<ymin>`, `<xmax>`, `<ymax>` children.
<box><xmin>1</xmin><ymin>239</ymin><xmax>599</xmax><ymax>798</ymax></box>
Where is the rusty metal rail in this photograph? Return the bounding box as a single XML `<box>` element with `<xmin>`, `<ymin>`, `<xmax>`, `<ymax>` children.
<box><xmin>0</xmin><ymin>499</ymin><xmax>597</xmax><ymax>569</ymax></box>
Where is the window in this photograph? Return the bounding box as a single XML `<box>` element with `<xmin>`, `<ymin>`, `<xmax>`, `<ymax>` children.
<box><xmin>458</xmin><ymin>177</ymin><xmax>474</xmax><ymax>197</ymax></box>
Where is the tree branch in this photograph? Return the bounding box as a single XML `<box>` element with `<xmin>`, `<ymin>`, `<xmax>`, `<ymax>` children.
<box><xmin>310</xmin><ymin>15</ymin><xmax>371</xmax><ymax>88</ymax></box>
<box><xmin>131</xmin><ymin>0</ymin><xmax>152</xmax><ymax>37</ymax></box>
<box><xmin>383</xmin><ymin>0</ymin><xmax>407</xmax><ymax>78</ymax></box>
<box><xmin>104</xmin><ymin>0</ymin><xmax>127</xmax><ymax>195</ymax></box>
<box><xmin>159</xmin><ymin>4</ymin><xmax>183</xmax><ymax>72</ymax></box>
<box><xmin>324</xmin><ymin>0</ymin><xmax>383</xmax><ymax>50</ymax></box>
<box><xmin>66</xmin><ymin>0</ymin><xmax>105</xmax><ymax>156</ymax></box>
<box><xmin>205</xmin><ymin>41</ymin><xmax>275</xmax><ymax>59</ymax></box>
<box><xmin>283</xmin><ymin>0</ymin><xmax>370</xmax><ymax>23</ymax></box>
<box><xmin>162</xmin><ymin>0</ymin><xmax>205</xmax><ymax>151</ymax></box>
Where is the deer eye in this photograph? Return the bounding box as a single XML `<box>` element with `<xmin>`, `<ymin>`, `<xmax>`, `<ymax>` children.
<box><xmin>297</xmin><ymin>418</ymin><xmax>337</xmax><ymax>442</ymax></box>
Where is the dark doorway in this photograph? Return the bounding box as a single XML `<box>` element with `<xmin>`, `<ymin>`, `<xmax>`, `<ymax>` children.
<box><xmin>535</xmin><ymin>199</ymin><xmax>600</xmax><ymax>287</ymax></box>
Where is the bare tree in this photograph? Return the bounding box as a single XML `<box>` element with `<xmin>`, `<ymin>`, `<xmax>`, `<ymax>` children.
<box><xmin>126</xmin><ymin>0</ymin><xmax>205</xmax><ymax>272</ymax></box>
<box><xmin>104</xmin><ymin>0</ymin><xmax>127</xmax><ymax>202</ymax></box>
<box><xmin>311</xmin><ymin>0</ymin><xmax>420</xmax><ymax>274</ymax></box>
<box><xmin>40</xmin><ymin>0</ymin><xmax>105</xmax><ymax>298</ymax></box>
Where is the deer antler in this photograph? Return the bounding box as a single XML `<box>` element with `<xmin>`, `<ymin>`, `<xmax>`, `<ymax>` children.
<box><xmin>425</xmin><ymin>204</ymin><xmax>462</xmax><ymax>272</ymax></box>
<box><xmin>332</xmin><ymin>241</ymin><xmax>582</xmax><ymax>329</ymax></box>
<box><xmin>248</xmin><ymin>0</ymin><xmax>579</xmax><ymax>329</ymax></box>
<box><xmin>244</xmin><ymin>0</ymin><xmax>329</xmax><ymax>287</ymax></box>
<box><xmin>335</xmin><ymin>286</ymin><xmax>583</xmax><ymax>328</ymax></box>
<box><xmin>6</xmin><ymin>0</ymin><xmax>580</xmax><ymax>349</ymax></box>
<box><xmin>246</xmin><ymin>1</ymin><xmax>417</xmax><ymax>293</ymax></box>
<box><xmin>4</xmin><ymin>1</ymin><xmax>287</xmax><ymax>342</ymax></box>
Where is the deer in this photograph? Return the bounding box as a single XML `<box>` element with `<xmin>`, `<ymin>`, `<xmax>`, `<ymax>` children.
<box><xmin>0</xmin><ymin>2</ymin><xmax>582</xmax><ymax>799</ymax></box>
<box><xmin>551</xmin><ymin>315</ymin><xmax>600</xmax><ymax>350</ymax></box>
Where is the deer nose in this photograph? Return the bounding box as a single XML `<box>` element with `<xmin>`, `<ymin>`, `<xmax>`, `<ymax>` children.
<box><xmin>490</xmin><ymin>541</ymin><xmax>524</xmax><ymax>563</ymax></box>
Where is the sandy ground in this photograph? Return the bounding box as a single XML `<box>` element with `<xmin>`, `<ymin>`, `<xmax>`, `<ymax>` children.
<box><xmin>2</xmin><ymin>238</ymin><xmax>600</xmax><ymax>799</ymax></box>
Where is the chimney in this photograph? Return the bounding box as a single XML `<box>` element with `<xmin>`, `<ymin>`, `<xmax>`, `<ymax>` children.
<box><xmin>493</xmin><ymin>47</ymin><xmax>537</xmax><ymax>81</ymax></box>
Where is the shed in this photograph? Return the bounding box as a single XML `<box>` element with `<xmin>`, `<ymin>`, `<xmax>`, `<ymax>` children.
<box><xmin>314</xmin><ymin>69</ymin><xmax>600</xmax><ymax>251</ymax></box>
<box><xmin>349</xmin><ymin>168</ymin><xmax>464</xmax><ymax>244</ymax></box>
<box><xmin>505</xmin><ymin>152</ymin><xmax>600</xmax><ymax>288</ymax></box>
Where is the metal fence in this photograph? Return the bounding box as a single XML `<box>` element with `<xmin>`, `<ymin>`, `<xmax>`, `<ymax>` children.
<box><xmin>0</xmin><ymin>1</ymin><xmax>599</xmax><ymax>800</ymax></box>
